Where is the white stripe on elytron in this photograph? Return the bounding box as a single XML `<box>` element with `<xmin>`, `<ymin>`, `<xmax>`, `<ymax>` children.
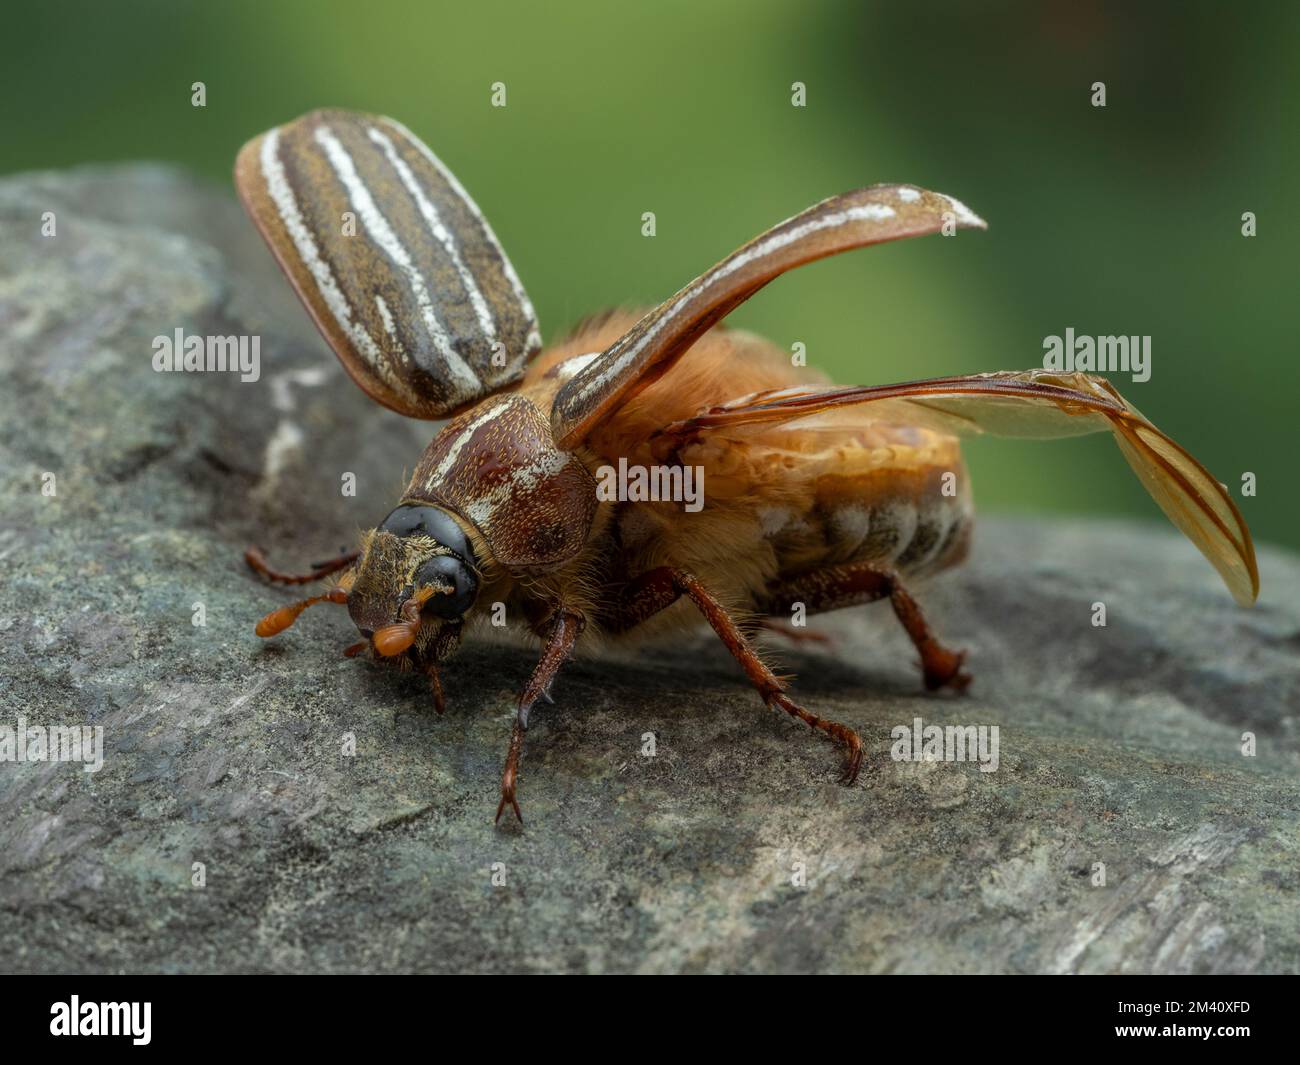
<box><xmin>367</xmin><ymin>126</ymin><xmax>500</xmax><ymax>350</ymax></box>
<box><xmin>313</xmin><ymin>124</ymin><xmax>480</xmax><ymax>400</ymax></box>
<box><xmin>567</xmin><ymin>201</ymin><xmax>903</xmax><ymax>405</ymax></box>
<box><xmin>937</xmin><ymin>193</ymin><xmax>985</xmax><ymax>228</ymax></box>
<box><xmin>553</xmin><ymin>352</ymin><xmax>600</xmax><ymax>381</ymax></box>
<box><xmin>260</xmin><ymin>129</ymin><xmax>404</xmax><ymax>395</ymax></box>
<box><xmin>380</xmin><ymin>116</ymin><xmax>542</xmax><ymax>365</ymax></box>
<box><xmin>566</xmin><ymin>191</ymin><xmax>987</xmax><ymax>411</ymax></box>
<box><xmin>374</xmin><ymin>294</ymin><xmax>404</xmax><ymax>351</ymax></box>
<box><xmin>425</xmin><ymin>397</ymin><xmax>514</xmax><ymax>490</ymax></box>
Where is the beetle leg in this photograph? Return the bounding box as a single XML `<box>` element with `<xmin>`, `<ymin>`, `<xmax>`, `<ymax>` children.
<box><xmin>765</xmin><ymin>563</ymin><xmax>970</xmax><ymax>692</ymax></box>
<box><xmin>601</xmin><ymin>566</ymin><xmax>683</xmax><ymax>634</ymax></box>
<box><xmin>427</xmin><ymin>663</ymin><xmax>446</xmax><ymax>716</ymax></box>
<box><xmin>600</xmin><ymin>567</ymin><xmax>863</xmax><ymax>781</ymax></box>
<box><xmin>664</xmin><ymin>570</ymin><xmax>864</xmax><ymax>784</ymax></box>
<box><xmin>495</xmin><ymin>609</ymin><xmax>585</xmax><ymax>826</ymax></box>
<box><xmin>758</xmin><ymin>618</ymin><xmax>834</xmax><ymax>647</ymax></box>
<box><xmin>497</xmin><ymin>721</ymin><xmax>525</xmax><ymax>826</ymax></box>
<box><xmin>245</xmin><ymin>546</ymin><xmax>360</xmax><ymax>585</ymax></box>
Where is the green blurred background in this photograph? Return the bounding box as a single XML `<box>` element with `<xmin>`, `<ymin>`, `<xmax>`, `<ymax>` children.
<box><xmin>3</xmin><ymin>0</ymin><xmax>1296</xmax><ymax>549</ymax></box>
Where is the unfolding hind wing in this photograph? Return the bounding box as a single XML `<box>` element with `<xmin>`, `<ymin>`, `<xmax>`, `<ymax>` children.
<box><xmin>651</xmin><ymin>370</ymin><xmax>1258</xmax><ymax>606</ymax></box>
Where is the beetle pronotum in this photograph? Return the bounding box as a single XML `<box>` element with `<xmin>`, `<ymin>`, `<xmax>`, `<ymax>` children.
<box><xmin>236</xmin><ymin>109</ymin><xmax>1258</xmax><ymax>824</ymax></box>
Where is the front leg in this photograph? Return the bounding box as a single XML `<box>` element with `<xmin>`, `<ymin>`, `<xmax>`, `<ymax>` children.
<box><xmin>496</xmin><ymin>609</ymin><xmax>585</xmax><ymax>825</ymax></box>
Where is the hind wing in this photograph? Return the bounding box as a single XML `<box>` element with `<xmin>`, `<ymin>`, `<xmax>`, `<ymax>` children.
<box><xmin>652</xmin><ymin>370</ymin><xmax>1258</xmax><ymax>606</ymax></box>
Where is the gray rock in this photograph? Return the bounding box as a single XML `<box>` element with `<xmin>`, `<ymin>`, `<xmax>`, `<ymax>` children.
<box><xmin>0</xmin><ymin>166</ymin><xmax>1296</xmax><ymax>974</ymax></box>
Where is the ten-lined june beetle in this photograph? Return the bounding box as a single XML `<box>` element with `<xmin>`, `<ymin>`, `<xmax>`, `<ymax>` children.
<box><xmin>237</xmin><ymin>109</ymin><xmax>1259</xmax><ymax>824</ymax></box>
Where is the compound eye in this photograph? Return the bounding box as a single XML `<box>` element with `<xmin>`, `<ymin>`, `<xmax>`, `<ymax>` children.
<box><xmin>377</xmin><ymin>505</ymin><xmax>472</xmax><ymax>562</ymax></box>
<box><xmin>414</xmin><ymin>555</ymin><xmax>478</xmax><ymax>619</ymax></box>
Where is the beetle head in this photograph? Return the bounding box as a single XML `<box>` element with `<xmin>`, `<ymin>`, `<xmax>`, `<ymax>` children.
<box><xmin>347</xmin><ymin>503</ymin><xmax>480</xmax><ymax>660</ymax></box>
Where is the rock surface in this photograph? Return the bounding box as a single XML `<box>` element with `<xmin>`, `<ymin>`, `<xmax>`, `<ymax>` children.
<box><xmin>0</xmin><ymin>166</ymin><xmax>1296</xmax><ymax>974</ymax></box>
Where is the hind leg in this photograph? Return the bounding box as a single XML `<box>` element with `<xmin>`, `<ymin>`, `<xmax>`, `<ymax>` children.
<box><xmin>764</xmin><ymin>563</ymin><xmax>970</xmax><ymax>692</ymax></box>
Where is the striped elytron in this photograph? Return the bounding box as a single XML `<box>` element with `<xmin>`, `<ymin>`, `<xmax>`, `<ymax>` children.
<box><xmin>238</xmin><ymin>109</ymin><xmax>1259</xmax><ymax>824</ymax></box>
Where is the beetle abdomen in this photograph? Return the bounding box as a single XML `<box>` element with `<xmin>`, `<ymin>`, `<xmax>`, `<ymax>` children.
<box><xmin>758</xmin><ymin>457</ymin><xmax>973</xmax><ymax>582</ymax></box>
<box><xmin>828</xmin><ymin>492</ymin><xmax>972</xmax><ymax>575</ymax></box>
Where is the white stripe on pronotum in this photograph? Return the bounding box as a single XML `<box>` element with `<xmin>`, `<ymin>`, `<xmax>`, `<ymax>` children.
<box><xmin>425</xmin><ymin>397</ymin><xmax>513</xmax><ymax>491</ymax></box>
<box><xmin>366</xmin><ymin>125</ymin><xmax>501</xmax><ymax>352</ymax></box>
<box><xmin>381</xmin><ymin>117</ymin><xmax>542</xmax><ymax>367</ymax></box>
<box><xmin>259</xmin><ymin>129</ymin><xmax>405</xmax><ymax>396</ymax></box>
<box><xmin>313</xmin><ymin>124</ymin><xmax>480</xmax><ymax>400</ymax></box>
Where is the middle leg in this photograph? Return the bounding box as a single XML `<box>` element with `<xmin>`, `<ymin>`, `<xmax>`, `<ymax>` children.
<box><xmin>604</xmin><ymin>567</ymin><xmax>864</xmax><ymax>783</ymax></box>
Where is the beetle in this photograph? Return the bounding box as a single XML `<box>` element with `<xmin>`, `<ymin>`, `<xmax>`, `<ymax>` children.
<box><xmin>235</xmin><ymin>109</ymin><xmax>1259</xmax><ymax>824</ymax></box>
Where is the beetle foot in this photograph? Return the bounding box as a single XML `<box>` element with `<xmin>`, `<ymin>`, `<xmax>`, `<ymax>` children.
<box><xmin>921</xmin><ymin>646</ymin><xmax>972</xmax><ymax>693</ymax></box>
<box><xmin>766</xmin><ymin>690</ymin><xmax>864</xmax><ymax>785</ymax></box>
<box><xmin>494</xmin><ymin>719</ymin><xmax>525</xmax><ymax>826</ymax></box>
<box><xmin>494</xmin><ymin>786</ymin><xmax>522</xmax><ymax>826</ymax></box>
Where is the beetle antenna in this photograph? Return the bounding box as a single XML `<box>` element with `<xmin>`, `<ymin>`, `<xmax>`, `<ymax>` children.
<box><xmin>255</xmin><ymin>587</ymin><xmax>348</xmax><ymax>637</ymax></box>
